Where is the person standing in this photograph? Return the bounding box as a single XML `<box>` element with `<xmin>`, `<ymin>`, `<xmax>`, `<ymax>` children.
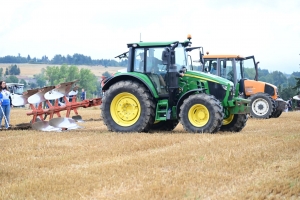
<box><xmin>287</xmin><ymin>97</ymin><xmax>293</xmax><ymax>111</ymax></box>
<box><xmin>81</xmin><ymin>88</ymin><xmax>86</xmax><ymax>101</ymax></box>
<box><xmin>0</xmin><ymin>81</ymin><xmax>12</xmax><ymax>129</ymax></box>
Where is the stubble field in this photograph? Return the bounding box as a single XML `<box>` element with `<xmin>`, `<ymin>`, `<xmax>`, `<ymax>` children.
<box><xmin>0</xmin><ymin>64</ymin><xmax>124</xmax><ymax>77</ymax></box>
<box><xmin>1</xmin><ymin>108</ymin><xmax>300</xmax><ymax>200</ymax></box>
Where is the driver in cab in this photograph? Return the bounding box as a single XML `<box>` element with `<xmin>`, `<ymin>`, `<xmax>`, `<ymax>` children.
<box><xmin>210</xmin><ymin>62</ymin><xmax>217</xmax><ymax>75</ymax></box>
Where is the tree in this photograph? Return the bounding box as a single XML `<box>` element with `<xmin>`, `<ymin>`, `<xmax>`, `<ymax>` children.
<box><xmin>45</xmin><ymin>66</ymin><xmax>60</xmax><ymax>85</ymax></box>
<box><xmin>5</xmin><ymin>75</ymin><xmax>19</xmax><ymax>83</ymax></box>
<box><xmin>293</xmin><ymin>77</ymin><xmax>300</xmax><ymax>94</ymax></box>
<box><xmin>34</xmin><ymin>73</ymin><xmax>47</xmax><ymax>87</ymax></box>
<box><xmin>0</xmin><ymin>68</ymin><xmax>3</xmax><ymax>78</ymax></box>
<box><xmin>43</xmin><ymin>65</ymin><xmax>97</xmax><ymax>98</ymax></box>
<box><xmin>8</xmin><ymin>64</ymin><xmax>21</xmax><ymax>75</ymax></box>
<box><xmin>65</xmin><ymin>65</ymin><xmax>80</xmax><ymax>81</ymax></box>
<box><xmin>280</xmin><ymin>86</ymin><xmax>297</xmax><ymax>101</ymax></box>
<box><xmin>79</xmin><ymin>68</ymin><xmax>97</xmax><ymax>98</ymax></box>
<box><xmin>263</xmin><ymin>71</ymin><xmax>287</xmax><ymax>87</ymax></box>
<box><xmin>244</xmin><ymin>68</ymin><xmax>256</xmax><ymax>79</ymax></box>
<box><xmin>28</xmin><ymin>82</ymin><xmax>37</xmax><ymax>89</ymax></box>
<box><xmin>20</xmin><ymin>79</ymin><xmax>28</xmax><ymax>89</ymax></box>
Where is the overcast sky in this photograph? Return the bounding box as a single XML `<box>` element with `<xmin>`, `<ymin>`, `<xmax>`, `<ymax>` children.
<box><xmin>0</xmin><ymin>0</ymin><xmax>299</xmax><ymax>73</ymax></box>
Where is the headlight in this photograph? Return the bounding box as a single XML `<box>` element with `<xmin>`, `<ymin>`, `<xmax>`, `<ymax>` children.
<box><xmin>221</xmin><ymin>85</ymin><xmax>233</xmax><ymax>91</ymax></box>
<box><xmin>222</xmin><ymin>85</ymin><xmax>234</xmax><ymax>95</ymax></box>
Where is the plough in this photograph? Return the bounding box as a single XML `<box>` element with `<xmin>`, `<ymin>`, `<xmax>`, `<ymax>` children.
<box><xmin>11</xmin><ymin>80</ymin><xmax>102</xmax><ymax>131</ymax></box>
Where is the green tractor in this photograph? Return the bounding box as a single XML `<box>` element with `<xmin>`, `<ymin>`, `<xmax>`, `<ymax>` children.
<box><xmin>101</xmin><ymin>36</ymin><xmax>251</xmax><ymax>133</ymax></box>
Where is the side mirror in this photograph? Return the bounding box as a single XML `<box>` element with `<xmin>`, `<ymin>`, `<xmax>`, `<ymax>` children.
<box><xmin>179</xmin><ymin>66</ymin><xmax>187</xmax><ymax>74</ymax></box>
<box><xmin>200</xmin><ymin>53</ymin><xmax>204</xmax><ymax>64</ymax></box>
<box><xmin>161</xmin><ymin>48</ymin><xmax>170</xmax><ymax>65</ymax></box>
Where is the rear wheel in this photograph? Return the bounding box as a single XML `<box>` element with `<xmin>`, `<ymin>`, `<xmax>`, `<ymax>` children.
<box><xmin>100</xmin><ymin>80</ymin><xmax>155</xmax><ymax>132</ymax></box>
<box><xmin>271</xmin><ymin>109</ymin><xmax>282</xmax><ymax>118</ymax></box>
<box><xmin>179</xmin><ymin>94</ymin><xmax>223</xmax><ymax>133</ymax></box>
<box><xmin>250</xmin><ymin>93</ymin><xmax>275</xmax><ymax>119</ymax></box>
<box><xmin>220</xmin><ymin>114</ymin><xmax>248</xmax><ymax>132</ymax></box>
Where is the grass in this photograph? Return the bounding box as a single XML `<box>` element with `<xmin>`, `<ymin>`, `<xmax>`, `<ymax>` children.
<box><xmin>1</xmin><ymin>109</ymin><xmax>300</xmax><ymax>199</ymax></box>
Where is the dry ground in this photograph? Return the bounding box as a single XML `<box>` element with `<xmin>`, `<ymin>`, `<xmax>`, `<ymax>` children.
<box><xmin>1</xmin><ymin>109</ymin><xmax>300</xmax><ymax>200</ymax></box>
<box><xmin>0</xmin><ymin>64</ymin><xmax>124</xmax><ymax>77</ymax></box>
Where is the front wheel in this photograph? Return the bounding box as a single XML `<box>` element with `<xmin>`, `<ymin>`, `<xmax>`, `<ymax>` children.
<box><xmin>250</xmin><ymin>93</ymin><xmax>275</xmax><ymax>119</ymax></box>
<box><xmin>220</xmin><ymin>114</ymin><xmax>248</xmax><ymax>132</ymax></box>
<box><xmin>179</xmin><ymin>94</ymin><xmax>223</xmax><ymax>133</ymax></box>
<box><xmin>100</xmin><ymin>80</ymin><xmax>155</xmax><ymax>132</ymax></box>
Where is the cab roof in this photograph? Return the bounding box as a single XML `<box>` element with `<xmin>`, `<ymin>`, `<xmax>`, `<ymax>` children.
<box><xmin>127</xmin><ymin>40</ymin><xmax>191</xmax><ymax>48</ymax></box>
<box><xmin>203</xmin><ymin>55</ymin><xmax>245</xmax><ymax>59</ymax></box>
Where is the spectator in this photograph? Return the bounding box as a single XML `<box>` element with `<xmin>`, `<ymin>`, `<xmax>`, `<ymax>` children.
<box><xmin>284</xmin><ymin>103</ymin><xmax>288</xmax><ymax>112</ymax></box>
<box><xmin>0</xmin><ymin>81</ymin><xmax>12</xmax><ymax>129</ymax></box>
<box><xmin>81</xmin><ymin>88</ymin><xmax>86</xmax><ymax>101</ymax></box>
<box><xmin>287</xmin><ymin>97</ymin><xmax>293</xmax><ymax>111</ymax></box>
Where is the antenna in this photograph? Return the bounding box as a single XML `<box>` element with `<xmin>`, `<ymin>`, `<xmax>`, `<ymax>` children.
<box><xmin>140</xmin><ymin>33</ymin><xmax>142</xmax><ymax>42</ymax></box>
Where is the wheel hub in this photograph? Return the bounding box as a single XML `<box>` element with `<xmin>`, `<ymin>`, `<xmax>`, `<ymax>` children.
<box><xmin>252</xmin><ymin>98</ymin><xmax>269</xmax><ymax>116</ymax></box>
<box><xmin>116</xmin><ymin>98</ymin><xmax>139</xmax><ymax>121</ymax></box>
<box><xmin>188</xmin><ymin>104</ymin><xmax>209</xmax><ymax>127</ymax></box>
<box><xmin>110</xmin><ymin>92</ymin><xmax>141</xmax><ymax>126</ymax></box>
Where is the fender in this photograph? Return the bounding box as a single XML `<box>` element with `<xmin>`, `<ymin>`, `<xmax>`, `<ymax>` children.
<box><xmin>102</xmin><ymin>74</ymin><xmax>159</xmax><ymax>98</ymax></box>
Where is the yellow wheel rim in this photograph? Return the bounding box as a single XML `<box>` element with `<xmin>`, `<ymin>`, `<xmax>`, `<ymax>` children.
<box><xmin>110</xmin><ymin>92</ymin><xmax>141</xmax><ymax>127</ymax></box>
<box><xmin>188</xmin><ymin>104</ymin><xmax>209</xmax><ymax>127</ymax></box>
<box><xmin>223</xmin><ymin>114</ymin><xmax>234</xmax><ymax>125</ymax></box>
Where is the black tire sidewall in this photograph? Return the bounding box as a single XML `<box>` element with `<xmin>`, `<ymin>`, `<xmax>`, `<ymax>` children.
<box><xmin>101</xmin><ymin>81</ymin><xmax>154</xmax><ymax>132</ymax></box>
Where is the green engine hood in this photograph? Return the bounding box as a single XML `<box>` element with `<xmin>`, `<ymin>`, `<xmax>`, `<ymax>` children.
<box><xmin>184</xmin><ymin>71</ymin><xmax>234</xmax><ymax>86</ymax></box>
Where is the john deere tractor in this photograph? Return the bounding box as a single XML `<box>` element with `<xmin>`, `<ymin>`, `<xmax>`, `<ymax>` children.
<box><xmin>195</xmin><ymin>54</ymin><xmax>286</xmax><ymax>119</ymax></box>
<box><xmin>100</xmin><ymin>36</ymin><xmax>251</xmax><ymax>133</ymax></box>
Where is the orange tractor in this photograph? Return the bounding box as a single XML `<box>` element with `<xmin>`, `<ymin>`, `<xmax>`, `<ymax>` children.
<box><xmin>189</xmin><ymin>54</ymin><xmax>286</xmax><ymax>119</ymax></box>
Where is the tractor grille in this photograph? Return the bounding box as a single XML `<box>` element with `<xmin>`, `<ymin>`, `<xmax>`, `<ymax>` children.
<box><xmin>208</xmin><ymin>82</ymin><xmax>233</xmax><ymax>101</ymax></box>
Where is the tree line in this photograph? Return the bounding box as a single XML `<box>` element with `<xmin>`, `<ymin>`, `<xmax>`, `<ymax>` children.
<box><xmin>0</xmin><ymin>53</ymin><xmax>127</xmax><ymax>67</ymax></box>
<box><xmin>1</xmin><ymin>61</ymin><xmax>300</xmax><ymax>101</ymax></box>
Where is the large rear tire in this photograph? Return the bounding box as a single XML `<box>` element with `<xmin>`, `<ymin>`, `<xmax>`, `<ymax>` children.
<box><xmin>250</xmin><ymin>93</ymin><xmax>275</xmax><ymax>119</ymax></box>
<box><xmin>179</xmin><ymin>94</ymin><xmax>223</xmax><ymax>133</ymax></box>
<box><xmin>100</xmin><ymin>81</ymin><xmax>155</xmax><ymax>132</ymax></box>
<box><xmin>220</xmin><ymin>114</ymin><xmax>248</xmax><ymax>132</ymax></box>
<box><xmin>271</xmin><ymin>109</ymin><xmax>282</xmax><ymax>118</ymax></box>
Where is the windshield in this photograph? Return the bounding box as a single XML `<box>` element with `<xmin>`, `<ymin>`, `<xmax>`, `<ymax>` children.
<box><xmin>243</xmin><ymin>58</ymin><xmax>255</xmax><ymax>79</ymax></box>
<box><xmin>175</xmin><ymin>45</ymin><xmax>187</xmax><ymax>71</ymax></box>
<box><xmin>133</xmin><ymin>44</ymin><xmax>187</xmax><ymax>73</ymax></box>
<box><xmin>235</xmin><ymin>60</ymin><xmax>243</xmax><ymax>81</ymax></box>
<box><xmin>186</xmin><ymin>48</ymin><xmax>203</xmax><ymax>71</ymax></box>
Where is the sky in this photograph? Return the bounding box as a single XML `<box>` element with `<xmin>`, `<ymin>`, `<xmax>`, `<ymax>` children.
<box><xmin>0</xmin><ymin>0</ymin><xmax>300</xmax><ymax>73</ymax></box>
